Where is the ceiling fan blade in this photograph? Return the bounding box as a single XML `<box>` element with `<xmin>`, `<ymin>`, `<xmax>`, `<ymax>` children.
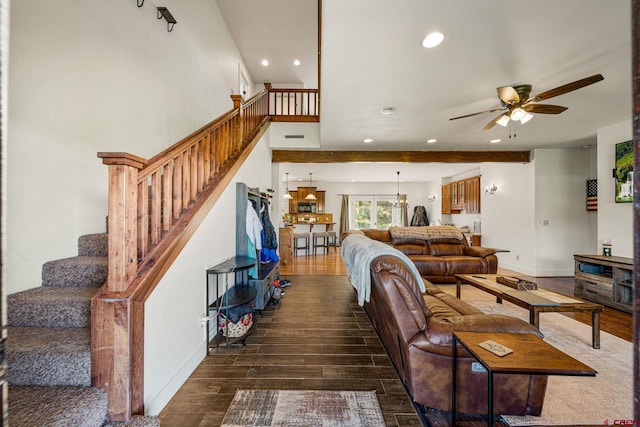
<box><xmin>524</xmin><ymin>104</ymin><xmax>568</xmax><ymax>114</ymax></box>
<box><xmin>482</xmin><ymin>113</ymin><xmax>507</xmax><ymax>131</ymax></box>
<box><xmin>529</xmin><ymin>74</ymin><xmax>604</xmax><ymax>102</ymax></box>
<box><xmin>497</xmin><ymin>86</ymin><xmax>520</xmax><ymax>105</ymax></box>
<box><xmin>449</xmin><ymin>108</ymin><xmax>504</xmax><ymax>121</ymax></box>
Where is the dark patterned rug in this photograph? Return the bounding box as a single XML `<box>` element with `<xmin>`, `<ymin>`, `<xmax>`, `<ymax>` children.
<box><xmin>221</xmin><ymin>390</ymin><xmax>386</xmax><ymax>427</ymax></box>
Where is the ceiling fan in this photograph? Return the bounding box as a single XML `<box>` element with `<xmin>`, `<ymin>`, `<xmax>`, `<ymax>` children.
<box><xmin>449</xmin><ymin>74</ymin><xmax>604</xmax><ymax>131</ymax></box>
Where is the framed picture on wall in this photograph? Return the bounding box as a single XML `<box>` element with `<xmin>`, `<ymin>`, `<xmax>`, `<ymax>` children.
<box><xmin>614</xmin><ymin>140</ymin><xmax>633</xmax><ymax>203</ymax></box>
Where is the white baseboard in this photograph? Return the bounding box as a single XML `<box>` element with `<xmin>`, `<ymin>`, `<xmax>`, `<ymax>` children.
<box><xmin>499</xmin><ymin>262</ymin><xmax>535</xmax><ymax>277</ymax></box>
<box><xmin>500</xmin><ymin>263</ymin><xmax>573</xmax><ymax>278</ymax></box>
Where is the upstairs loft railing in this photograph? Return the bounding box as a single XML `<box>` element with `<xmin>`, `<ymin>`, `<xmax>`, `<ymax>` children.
<box><xmin>268</xmin><ymin>88</ymin><xmax>319</xmax><ymax>122</ymax></box>
<box><xmin>92</xmin><ymin>83</ymin><xmax>318</xmax><ymax>421</ymax></box>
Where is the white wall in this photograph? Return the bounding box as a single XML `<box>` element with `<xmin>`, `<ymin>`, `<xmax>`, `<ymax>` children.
<box><xmin>479</xmin><ymin>162</ymin><xmax>537</xmax><ymax>275</ymax></box>
<box><xmin>479</xmin><ymin>148</ymin><xmax>597</xmax><ymax>276</ymax></box>
<box><xmin>8</xmin><ymin>0</ymin><xmax>270</xmax><ymax>416</ymax></box>
<box><xmin>144</xmin><ymin>132</ymin><xmax>273</xmax><ymax>415</ymax></box>
<box><xmin>597</xmin><ymin>120</ymin><xmax>633</xmax><ymax>257</ymax></box>
<box><xmin>533</xmin><ymin>148</ymin><xmax>597</xmax><ymax>276</ymax></box>
<box><xmin>7</xmin><ymin>0</ymin><xmax>252</xmax><ymax>294</ymax></box>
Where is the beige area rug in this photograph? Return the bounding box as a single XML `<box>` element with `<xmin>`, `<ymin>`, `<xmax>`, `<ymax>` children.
<box><xmin>220</xmin><ymin>390</ymin><xmax>386</xmax><ymax>427</ymax></box>
<box><xmin>439</xmin><ymin>285</ymin><xmax>633</xmax><ymax>426</ymax></box>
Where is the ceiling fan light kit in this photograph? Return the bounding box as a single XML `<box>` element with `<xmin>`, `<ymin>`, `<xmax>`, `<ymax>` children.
<box><xmin>496</xmin><ymin>115</ymin><xmax>510</xmax><ymax>127</ymax></box>
<box><xmin>450</xmin><ymin>73</ymin><xmax>604</xmax><ymax>131</ymax></box>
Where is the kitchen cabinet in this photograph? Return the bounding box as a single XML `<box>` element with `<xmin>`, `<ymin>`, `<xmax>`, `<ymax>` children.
<box><xmin>316</xmin><ymin>191</ymin><xmax>326</xmax><ymax>213</ymax></box>
<box><xmin>465</xmin><ymin>176</ymin><xmax>481</xmax><ymax>214</ymax></box>
<box><xmin>296</xmin><ymin>186</ymin><xmax>316</xmax><ymax>201</ymax></box>
<box><xmin>442</xmin><ymin>176</ymin><xmax>481</xmax><ymax>214</ymax></box>
<box><xmin>441</xmin><ymin>184</ymin><xmax>451</xmax><ymax>214</ymax></box>
<box><xmin>288</xmin><ymin>191</ymin><xmax>298</xmax><ymax>213</ymax></box>
<box><xmin>451</xmin><ymin>181</ymin><xmax>465</xmax><ymax>210</ymax></box>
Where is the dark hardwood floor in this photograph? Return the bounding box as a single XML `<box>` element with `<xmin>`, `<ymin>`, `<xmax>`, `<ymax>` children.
<box><xmin>158</xmin><ymin>251</ymin><xmax>632</xmax><ymax>426</ymax></box>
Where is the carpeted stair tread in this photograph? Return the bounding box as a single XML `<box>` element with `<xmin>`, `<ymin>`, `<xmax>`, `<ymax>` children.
<box><xmin>8</xmin><ymin>286</ymin><xmax>98</xmax><ymax>328</ymax></box>
<box><xmin>42</xmin><ymin>256</ymin><xmax>108</xmax><ymax>287</ymax></box>
<box><xmin>9</xmin><ymin>385</ymin><xmax>107</xmax><ymax>427</ymax></box>
<box><xmin>104</xmin><ymin>415</ymin><xmax>161</xmax><ymax>426</ymax></box>
<box><xmin>7</xmin><ymin>326</ymin><xmax>91</xmax><ymax>386</ymax></box>
<box><xmin>79</xmin><ymin>233</ymin><xmax>108</xmax><ymax>257</ymax></box>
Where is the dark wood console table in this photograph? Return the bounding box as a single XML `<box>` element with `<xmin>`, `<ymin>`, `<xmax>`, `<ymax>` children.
<box><xmin>452</xmin><ymin>331</ymin><xmax>596</xmax><ymax>426</ymax></box>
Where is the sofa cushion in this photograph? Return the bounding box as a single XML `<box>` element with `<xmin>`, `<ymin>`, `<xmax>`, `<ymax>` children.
<box><xmin>418</xmin><ymin>314</ymin><xmax>543</xmax><ymax>355</ymax></box>
<box><xmin>391</xmin><ymin>237</ymin><xmax>428</xmax><ymax>255</ymax></box>
<box><xmin>407</xmin><ymin>255</ymin><xmax>447</xmax><ymax>276</ymax></box>
<box><xmin>464</xmin><ymin>246</ymin><xmax>497</xmax><ymax>257</ymax></box>
<box><xmin>423</xmin><ymin>295</ymin><xmax>461</xmax><ymax>317</ymax></box>
<box><xmin>428</xmin><ymin>239</ymin><xmax>465</xmax><ymax>256</ymax></box>
<box><xmin>441</xmin><ymin>256</ymin><xmax>488</xmax><ymax>275</ymax></box>
<box><xmin>429</xmin><ymin>292</ymin><xmax>483</xmax><ymax>315</ymax></box>
<box><xmin>361</xmin><ymin>228</ymin><xmax>392</xmax><ymax>243</ymax></box>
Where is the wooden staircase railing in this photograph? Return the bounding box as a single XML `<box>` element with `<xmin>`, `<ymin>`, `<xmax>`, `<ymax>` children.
<box><xmin>92</xmin><ymin>84</ymin><xmax>275</xmax><ymax>421</ymax></box>
<box><xmin>268</xmin><ymin>88</ymin><xmax>320</xmax><ymax>122</ymax></box>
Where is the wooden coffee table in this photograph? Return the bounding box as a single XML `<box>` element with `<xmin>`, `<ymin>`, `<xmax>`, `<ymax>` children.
<box><xmin>452</xmin><ymin>331</ymin><xmax>597</xmax><ymax>427</ymax></box>
<box><xmin>455</xmin><ymin>274</ymin><xmax>604</xmax><ymax>349</ymax></box>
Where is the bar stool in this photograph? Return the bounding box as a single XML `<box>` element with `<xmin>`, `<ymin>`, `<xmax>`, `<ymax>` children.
<box><xmin>312</xmin><ymin>232</ymin><xmax>330</xmax><ymax>255</ymax></box>
<box><xmin>293</xmin><ymin>232</ymin><xmax>310</xmax><ymax>256</ymax></box>
<box><xmin>326</xmin><ymin>231</ymin><xmax>338</xmax><ymax>252</ymax></box>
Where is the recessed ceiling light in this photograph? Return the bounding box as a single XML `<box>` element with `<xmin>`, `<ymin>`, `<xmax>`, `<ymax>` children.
<box><xmin>490</xmin><ymin>139</ymin><xmax>501</xmax><ymax>144</ymax></box>
<box><xmin>422</xmin><ymin>32</ymin><xmax>444</xmax><ymax>48</ymax></box>
<box><xmin>363</xmin><ymin>138</ymin><xmax>374</xmax><ymax>143</ymax></box>
<box><xmin>261</xmin><ymin>59</ymin><xmax>269</xmax><ymax>66</ymax></box>
<box><xmin>380</xmin><ymin>107</ymin><xmax>396</xmax><ymax>115</ymax></box>
<box><xmin>293</xmin><ymin>59</ymin><xmax>301</xmax><ymax>66</ymax></box>
<box><xmin>426</xmin><ymin>139</ymin><xmax>437</xmax><ymax>144</ymax></box>
<box><xmin>581</xmin><ymin>144</ymin><xmax>591</xmax><ymax>149</ymax></box>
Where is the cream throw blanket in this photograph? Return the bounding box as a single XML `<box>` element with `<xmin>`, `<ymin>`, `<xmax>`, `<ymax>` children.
<box><xmin>388</xmin><ymin>225</ymin><xmax>463</xmax><ymax>240</ymax></box>
<box><xmin>341</xmin><ymin>233</ymin><xmax>425</xmax><ymax>306</ymax></box>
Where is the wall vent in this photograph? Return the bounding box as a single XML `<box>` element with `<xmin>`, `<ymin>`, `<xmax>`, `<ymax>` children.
<box><xmin>284</xmin><ymin>135</ymin><xmax>305</xmax><ymax>139</ymax></box>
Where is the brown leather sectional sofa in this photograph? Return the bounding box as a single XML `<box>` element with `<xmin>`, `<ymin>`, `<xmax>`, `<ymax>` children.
<box><xmin>351</xmin><ymin>226</ymin><xmax>498</xmax><ymax>283</ymax></box>
<box><xmin>365</xmin><ymin>253</ymin><xmax>548</xmax><ymax>416</ymax></box>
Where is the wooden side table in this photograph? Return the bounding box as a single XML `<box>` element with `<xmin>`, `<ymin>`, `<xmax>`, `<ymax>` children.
<box><xmin>451</xmin><ymin>331</ymin><xmax>596</xmax><ymax>426</ymax></box>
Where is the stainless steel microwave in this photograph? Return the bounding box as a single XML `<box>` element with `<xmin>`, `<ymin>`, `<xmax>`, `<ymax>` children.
<box><xmin>298</xmin><ymin>202</ymin><xmax>316</xmax><ymax>213</ymax></box>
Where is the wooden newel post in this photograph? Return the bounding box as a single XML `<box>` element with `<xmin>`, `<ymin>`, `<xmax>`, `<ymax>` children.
<box><xmin>97</xmin><ymin>152</ymin><xmax>147</xmax><ymax>292</ymax></box>
<box><xmin>93</xmin><ymin>152</ymin><xmax>147</xmax><ymax>422</ymax></box>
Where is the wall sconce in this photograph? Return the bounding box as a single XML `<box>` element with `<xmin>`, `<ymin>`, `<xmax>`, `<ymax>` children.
<box><xmin>485</xmin><ymin>183</ymin><xmax>498</xmax><ymax>195</ymax></box>
<box><xmin>157</xmin><ymin>7</ymin><xmax>177</xmax><ymax>32</ymax></box>
<box><xmin>428</xmin><ymin>194</ymin><xmax>437</xmax><ymax>202</ymax></box>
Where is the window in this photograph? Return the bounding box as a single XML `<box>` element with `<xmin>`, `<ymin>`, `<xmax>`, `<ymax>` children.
<box><xmin>350</xmin><ymin>196</ymin><xmax>397</xmax><ymax>229</ymax></box>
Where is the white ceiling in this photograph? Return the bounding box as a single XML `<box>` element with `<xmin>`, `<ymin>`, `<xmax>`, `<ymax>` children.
<box><xmin>216</xmin><ymin>0</ymin><xmax>632</xmax><ymax>183</ymax></box>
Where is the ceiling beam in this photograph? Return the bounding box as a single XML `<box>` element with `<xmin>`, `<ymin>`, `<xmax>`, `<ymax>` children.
<box><xmin>272</xmin><ymin>150</ymin><xmax>531</xmax><ymax>163</ymax></box>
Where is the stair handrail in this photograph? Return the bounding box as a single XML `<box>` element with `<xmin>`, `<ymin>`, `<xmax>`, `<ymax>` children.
<box><xmin>97</xmin><ymin>85</ymin><xmax>269</xmax><ymax>290</ymax></box>
<box><xmin>93</xmin><ymin>84</ymin><xmax>270</xmax><ymax>421</ymax></box>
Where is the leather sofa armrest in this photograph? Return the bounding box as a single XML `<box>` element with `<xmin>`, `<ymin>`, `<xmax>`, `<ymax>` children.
<box><xmin>410</xmin><ymin>314</ymin><xmax>542</xmax><ymax>356</ymax></box>
<box><xmin>463</xmin><ymin>246</ymin><xmax>496</xmax><ymax>257</ymax></box>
